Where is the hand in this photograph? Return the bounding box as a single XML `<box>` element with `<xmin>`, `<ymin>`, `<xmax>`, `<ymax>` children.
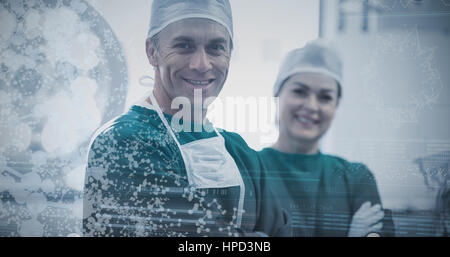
<box><xmin>348</xmin><ymin>201</ymin><xmax>384</xmax><ymax>237</ymax></box>
<box><xmin>239</xmin><ymin>230</ymin><xmax>269</xmax><ymax>237</ymax></box>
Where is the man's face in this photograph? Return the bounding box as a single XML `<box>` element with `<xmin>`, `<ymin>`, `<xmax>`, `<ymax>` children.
<box><xmin>278</xmin><ymin>72</ymin><xmax>339</xmax><ymax>144</ymax></box>
<box><xmin>149</xmin><ymin>18</ymin><xmax>231</xmax><ymax>105</ymax></box>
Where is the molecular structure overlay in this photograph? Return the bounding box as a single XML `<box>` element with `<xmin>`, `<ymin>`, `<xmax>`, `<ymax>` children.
<box><xmin>0</xmin><ymin>0</ymin><xmax>128</xmax><ymax>236</ymax></box>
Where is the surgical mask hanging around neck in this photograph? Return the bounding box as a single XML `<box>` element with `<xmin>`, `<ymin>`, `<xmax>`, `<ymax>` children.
<box><xmin>148</xmin><ymin>90</ymin><xmax>246</xmax><ymax>228</ymax></box>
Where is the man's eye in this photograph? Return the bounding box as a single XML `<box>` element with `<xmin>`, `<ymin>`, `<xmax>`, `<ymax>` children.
<box><xmin>175</xmin><ymin>43</ymin><xmax>192</xmax><ymax>49</ymax></box>
<box><xmin>209</xmin><ymin>44</ymin><xmax>226</xmax><ymax>51</ymax></box>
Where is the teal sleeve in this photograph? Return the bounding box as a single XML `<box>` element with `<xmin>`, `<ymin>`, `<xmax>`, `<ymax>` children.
<box><xmin>83</xmin><ymin>126</ymin><xmax>183</xmax><ymax>236</ymax></box>
<box><xmin>254</xmin><ymin>150</ymin><xmax>292</xmax><ymax>237</ymax></box>
<box><xmin>349</xmin><ymin>163</ymin><xmax>395</xmax><ymax>237</ymax></box>
<box><xmin>348</xmin><ymin>163</ymin><xmax>382</xmax><ymax>209</ymax></box>
<box><xmin>83</xmin><ymin>125</ymin><xmax>244</xmax><ymax>237</ymax></box>
<box><xmin>221</xmin><ymin>132</ymin><xmax>292</xmax><ymax>237</ymax></box>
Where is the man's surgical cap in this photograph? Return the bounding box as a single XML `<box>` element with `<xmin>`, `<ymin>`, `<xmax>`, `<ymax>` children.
<box><xmin>147</xmin><ymin>0</ymin><xmax>233</xmax><ymax>41</ymax></box>
<box><xmin>273</xmin><ymin>40</ymin><xmax>343</xmax><ymax>97</ymax></box>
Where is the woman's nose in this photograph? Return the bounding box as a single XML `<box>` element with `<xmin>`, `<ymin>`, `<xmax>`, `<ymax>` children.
<box><xmin>302</xmin><ymin>95</ymin><xmax>319</xmax><ymax>112</ymax></box>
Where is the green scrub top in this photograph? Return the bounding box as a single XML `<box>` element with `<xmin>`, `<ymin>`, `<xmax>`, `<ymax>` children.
<box><xmin>83</xmin><ymin>105</ymin><xmax>290</xmax><ymax>237</ymax></box>
<box><xmin>258</xmin><ymin>147</ymin><xmax>395</xmax><ymax>237</ymax></box>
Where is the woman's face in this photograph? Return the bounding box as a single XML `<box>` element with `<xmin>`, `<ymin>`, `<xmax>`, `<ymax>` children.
<box><xmin>278</xmin><ymin>72</ymin><xmax>339</xmax><ymax>145</ymax></box>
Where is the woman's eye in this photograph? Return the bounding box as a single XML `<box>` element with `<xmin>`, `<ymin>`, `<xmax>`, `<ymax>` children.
<box><xmin>293</xmin><ymin>89</ymin><xmax>307</xmax><ymax>96</ymax></box>
<box><xmin>319</xmin><ymin>95</ymin><xmax>333</xmax><ymax>102</ymax></box>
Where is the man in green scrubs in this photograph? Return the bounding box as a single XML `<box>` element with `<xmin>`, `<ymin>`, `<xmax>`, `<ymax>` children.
<box><xmin>83</xmin><ymin>0</ymin><xmax>290</xmax><ymax>237</ymax></box>
<box><xmin>259</xmin><ymin>40</ymin><xmax>395</xmax><ymax>237</ymax></box>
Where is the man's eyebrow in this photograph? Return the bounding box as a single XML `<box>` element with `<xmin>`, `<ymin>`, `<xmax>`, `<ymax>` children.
<box><xmin>209</xmin><ymin>38</ymin><xmax>228</xmax><ymax>44</ymax></box>
<box><xmin>320</xmin><ymin>88</ymin><xmax>336</xmax><ymax>93</ymax></box>
<box><xmin>172</xmin><ymin>36</ymin><xmax>195</xmax><ymax>42</ymax></box>
<box><xmin>171</xmin><ymin>36</ymin><xmax>228</xmax><ymax>45</ymax></box>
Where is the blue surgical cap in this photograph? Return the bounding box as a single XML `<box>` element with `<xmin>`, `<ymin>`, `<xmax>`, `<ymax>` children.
<box><xmin>273</xmin><ymin>40</ymin><xmax>343</xmax><ymax>97</ymax></box>
<box><xmin>147</xmin><ymin>0</ymin><xmax>233</xmax><ymax>41</ymax></box>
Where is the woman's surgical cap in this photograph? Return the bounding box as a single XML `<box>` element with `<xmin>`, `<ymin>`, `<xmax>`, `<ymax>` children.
<box><xmin>147</xmin><ymin>0</ymin><xmax>233</xmax><ymax>41</ymax></box>
<box><xmin>273</xmin><ymin>40</ymin><xmax>343</xmax><ymax>97</ymax></box>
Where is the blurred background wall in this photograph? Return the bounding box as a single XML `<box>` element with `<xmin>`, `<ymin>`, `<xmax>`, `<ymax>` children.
<box><xmin>319</xmin><ymin>0</ymin><xmax>450</xmax><ymax>236</ymax></box>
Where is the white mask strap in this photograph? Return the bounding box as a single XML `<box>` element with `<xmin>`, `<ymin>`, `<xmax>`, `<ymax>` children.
<box><xmin>148</xmin><ymin>90</ymin><xmax>183</xmax><ymax>150</ymax></box>
<box><xmin>139</xmin><ymin>75</ymin><xmax>155</xmax><ymax>88</ymax></box>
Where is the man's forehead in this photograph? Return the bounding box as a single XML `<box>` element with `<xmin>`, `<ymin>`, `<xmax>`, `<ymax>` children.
<box><xmin>160</xmin><ymin>18</ymin><xmax>230</xmax><ymax>42</ymax></box>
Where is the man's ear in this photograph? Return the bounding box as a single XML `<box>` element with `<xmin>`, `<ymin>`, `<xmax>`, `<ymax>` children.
<box><xmin>146</xmin><ymin>39</ymin><xmax>158</xmax><ymax>67</ymax></box>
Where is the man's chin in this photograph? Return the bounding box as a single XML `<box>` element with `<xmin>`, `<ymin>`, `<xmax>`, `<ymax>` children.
<box><xmin>172</xmin><ymin>91</ymin><xmax>219</xmax><ymax>108</ymax></box>
<box><xmin>180</xmin><ymin>78</ymin><xmax>217</xmax><ymax>91</ymax></box>
<box><xmin>181</xmin><ymin>87</ymin><xmax>220</xmax><ymax>100</ymax></box>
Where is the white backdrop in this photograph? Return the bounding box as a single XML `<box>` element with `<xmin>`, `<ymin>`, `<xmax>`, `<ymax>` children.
<box><xmin>87</xmin><ymin>0</ymin><xmax>320</xmax><ymax>150</ymax></box>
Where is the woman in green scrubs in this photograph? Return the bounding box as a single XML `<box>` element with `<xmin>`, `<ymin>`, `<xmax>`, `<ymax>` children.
<box><xmin>259</xmin><ymin>40</ymin><xmax>395</xmax><ymax>237</ymax></box>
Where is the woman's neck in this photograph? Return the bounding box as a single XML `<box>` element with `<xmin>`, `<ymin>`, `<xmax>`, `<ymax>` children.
<box><xmin>272</xmin><ymin>136</ymin><xmax>319</xmax><ymax>155</ymax></box>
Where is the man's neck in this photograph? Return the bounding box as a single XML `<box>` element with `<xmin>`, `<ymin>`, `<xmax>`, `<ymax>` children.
<box><xmin>149</xmin><ymin>83</ymin><xmax>208</xmax><ymax>124</ymax></box>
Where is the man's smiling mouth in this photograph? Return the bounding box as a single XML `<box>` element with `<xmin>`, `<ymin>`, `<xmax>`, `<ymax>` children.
<box><xmin>183</xmin><ymin>78</ymin><xmax>215</xmax><ymax>87</ymax></box>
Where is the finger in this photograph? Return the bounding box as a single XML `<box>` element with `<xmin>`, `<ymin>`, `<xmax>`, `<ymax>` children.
<box><xmin>355</xmin><ymin>201</ymin><xmax>372</xmax><ymax>214</ymax></box>
<box><xmin>368</xmin><ymin>204</ymin><xmax>381</xmax><ymax>213</ymax></box>
<box><xmin>366</xmin><ymin>211</ymin><xmax>385</xmax><ymax>226</ymax></box>
<box><xmin>241</xmin><ymin>231</ymin><xmax>268</xmax><ymax>237</ymax></box>
<box><xmin>362</xmin><ymin>204</ymin><xmax>382</xmax><ymax>218</ymax></box>
<box><xmin>366</xmin><ymin>232</ymin><xmax>381</xmax><ymax>237</ymax></box>
<box><xmin>254</xmin><ymin>231</ymin><xmax>269</xmax><ymax>237</ymax></box>
<box><xmin>369</xmin><ymin>222</ymin><xmax>383</xmax><ymax>233</ymax></box>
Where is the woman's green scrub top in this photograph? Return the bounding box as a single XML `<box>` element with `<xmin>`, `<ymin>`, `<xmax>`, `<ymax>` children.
<box><xmin>83</xmin><ymin>105</ymin><xmax>291</xmax><ymax>237</ymax></box>
<box><xmin>258</xmin><ymin>147</ymin><xmax>395</xmax><ymax>237</ymax></box>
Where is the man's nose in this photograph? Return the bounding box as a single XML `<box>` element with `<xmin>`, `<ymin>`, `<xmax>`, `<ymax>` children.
<box><xmin>189</xmin><ymin>48</ymin><xmax>213</xmax><ymax>73</ymax></box>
